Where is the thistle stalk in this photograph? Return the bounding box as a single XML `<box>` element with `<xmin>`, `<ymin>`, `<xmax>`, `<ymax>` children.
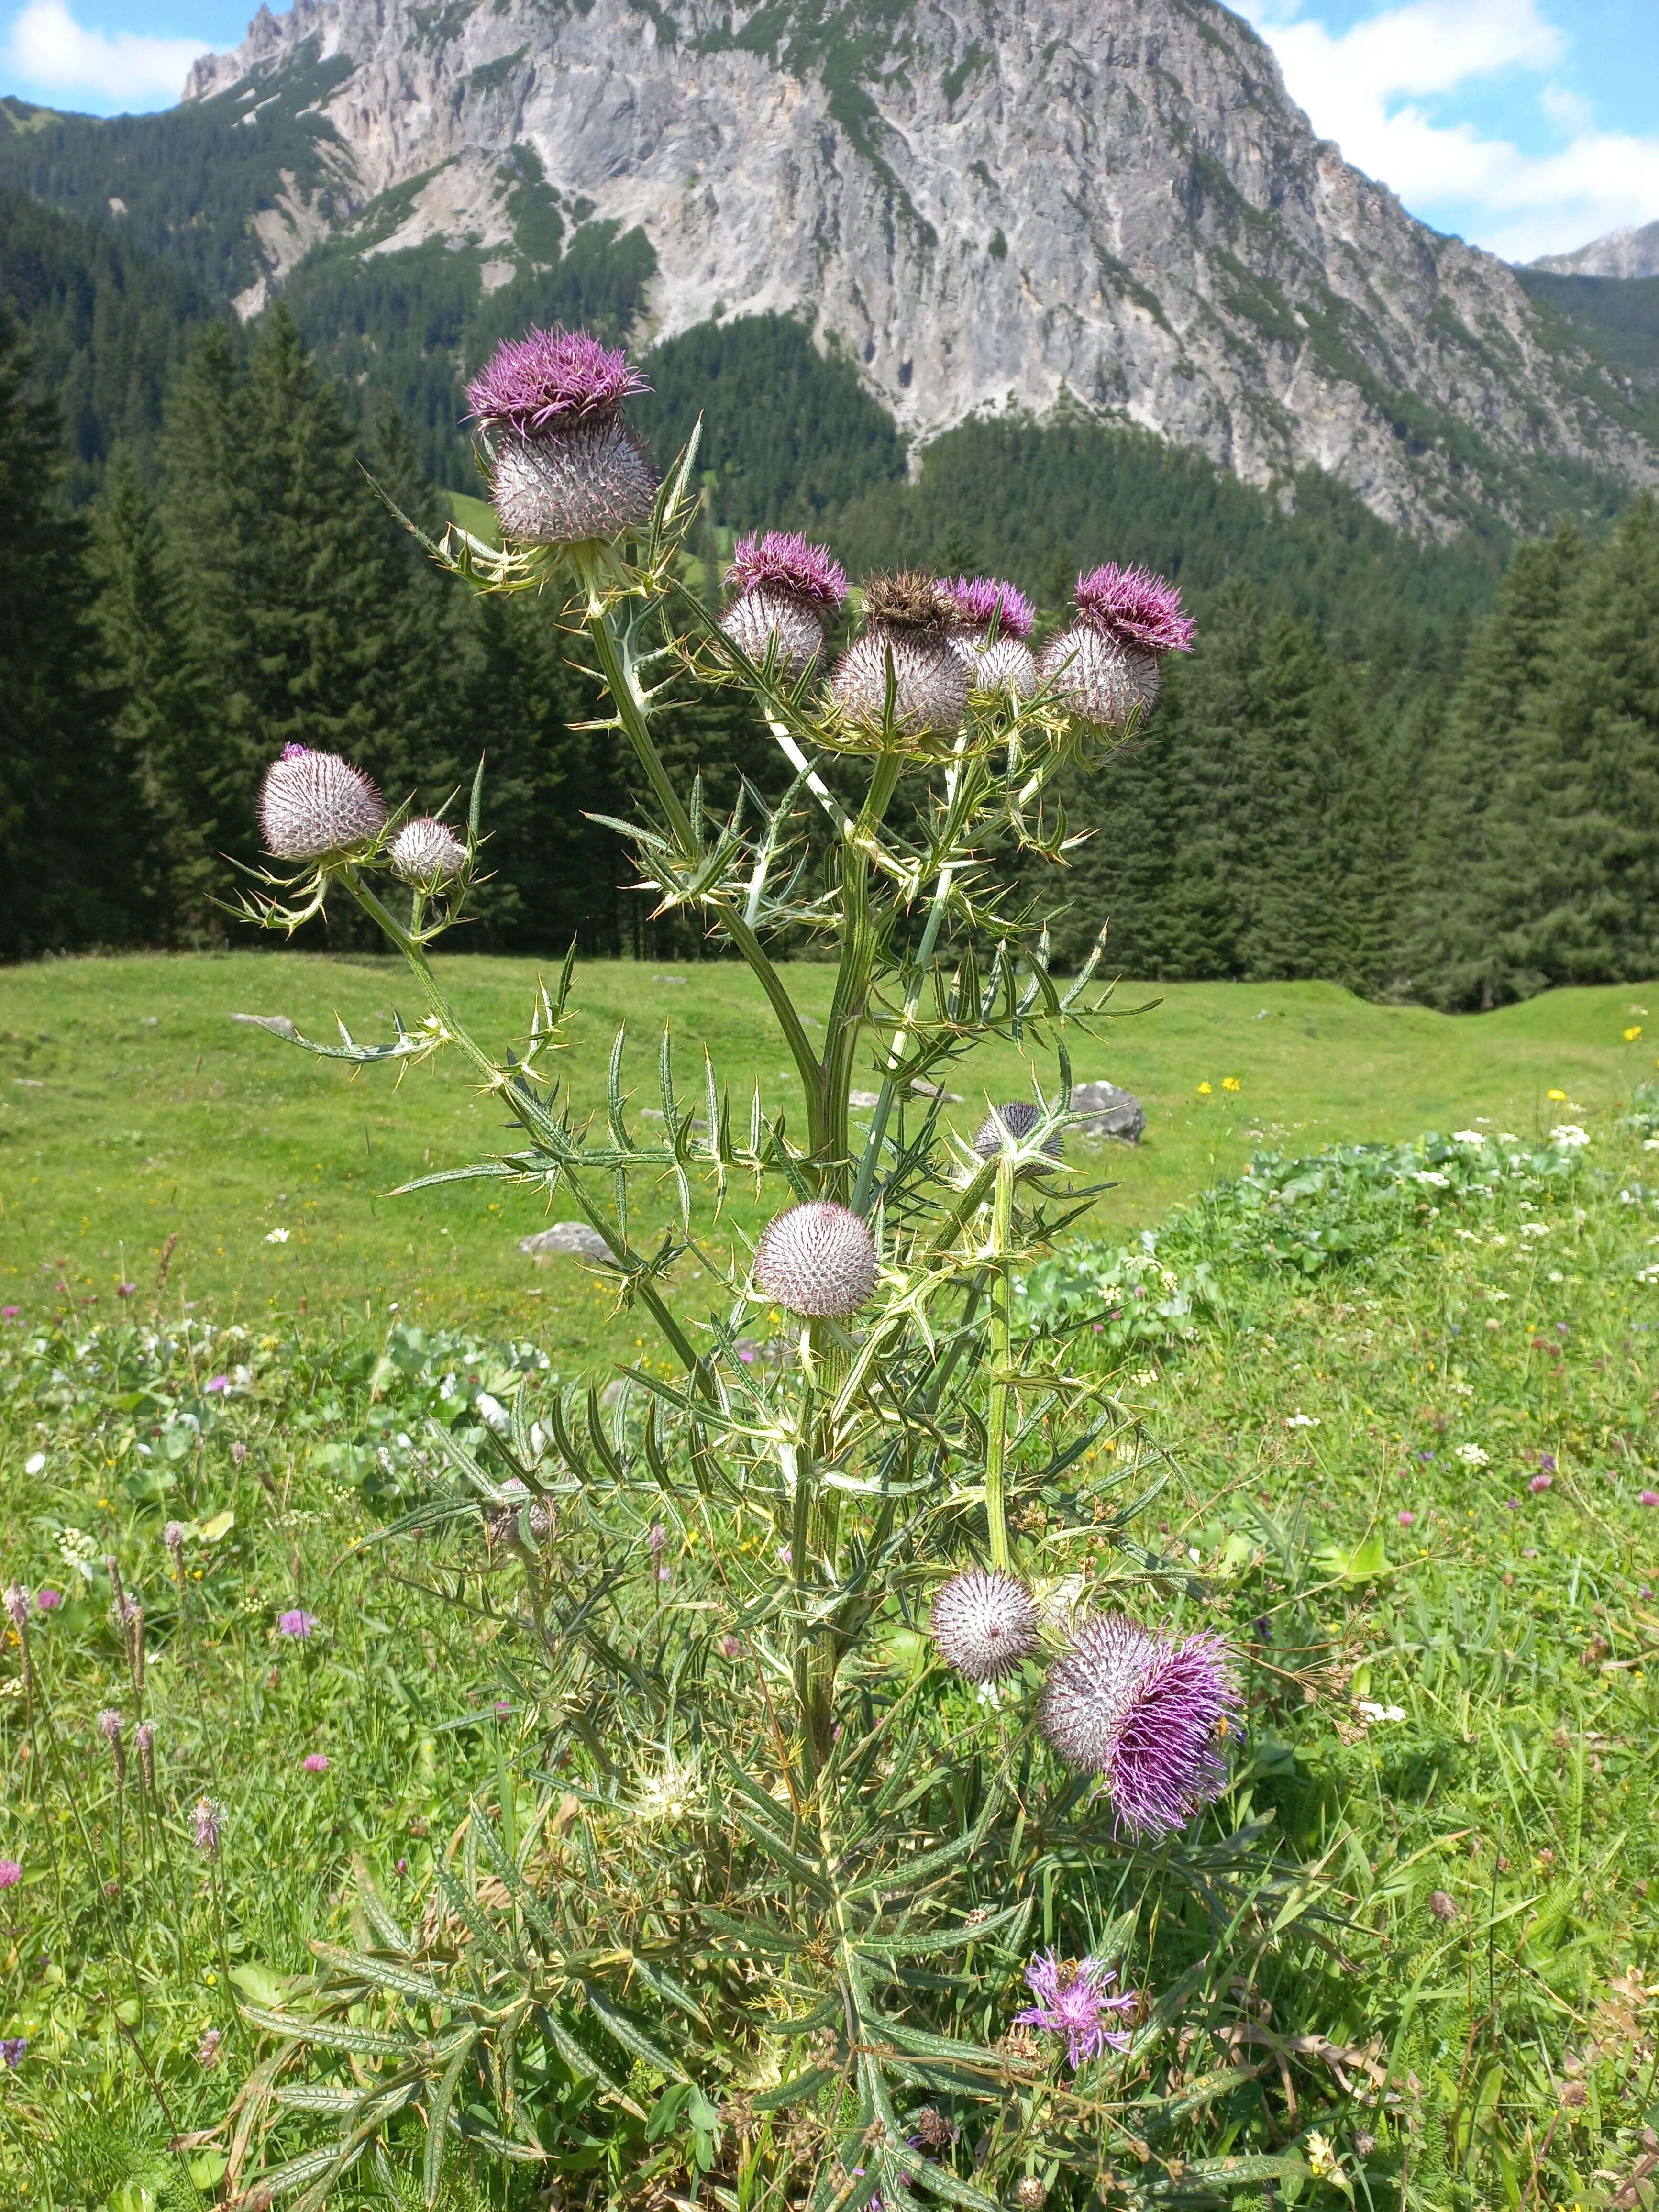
<box><xmin>983</xmin><ymin>1155</ymin><xmax>1017</xmax><ymax>1572</ymax></box>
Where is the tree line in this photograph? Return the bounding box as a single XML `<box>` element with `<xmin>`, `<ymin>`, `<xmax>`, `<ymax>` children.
<box><xmin>1</xmin><ymin>283</ymin><xmax>1655</xmax><ymax>1000</ymax></box>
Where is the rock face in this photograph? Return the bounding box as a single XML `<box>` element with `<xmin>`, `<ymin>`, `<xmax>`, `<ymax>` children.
<box><xmin>1530</xmin><ymin>221</ymin><xmax>1659</xmax><ymax>281</ymax></box>
<box><xmin>1070</xmin><ymin>1081</ymin><xmax>1146</xmax><ymax>1143</ymax></box>
<box><xmin>182</xmin><ymin>0</ymin><xmax>1655</xmax><ymax>534</ymax></box>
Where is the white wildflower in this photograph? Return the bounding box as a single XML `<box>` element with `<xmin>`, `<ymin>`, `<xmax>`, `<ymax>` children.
<box><xmin>1356</xmin><ymin>1700</ymin><xmax>1406</xmax><ymax>1723</ymax></box>
<box><xmin>1550</xmin><ymin>1126</ymin><xmax>1590</xmax><ymax>1149</ymax></box>
<box><xmin>1451</xmin><ymin>1131</ymin><xmax>1486</xmax><ymax>1146</ymax></box>
<box><xmin>1416</xmin><ymin>1171</ymin><xmax>1450</xmax><ymax>1188</ymax></box>
<box><xmin>1454</xmin><ymin>1443</ymin><xmax>1489</xmax><ymax>1467</ymax></box>
<box><xmin>1518</xmin><ymin>1222</ymin><xmax>1550</xmax><ymax>1238</ymax></box>
<box><xmin>1285</xmin><ymin>1412</ymin><xmax>1320</xmax><ymax>1429</ymax></box>
<box><xmin>265</xmin><ymin>1228</ymin><xmax>290</xmax><ymax>1244</ymax></box>
<box><xmin>474</xmin><ymin>1393</ymin><xmax>511</xmax><ymax>1435</ymax></box>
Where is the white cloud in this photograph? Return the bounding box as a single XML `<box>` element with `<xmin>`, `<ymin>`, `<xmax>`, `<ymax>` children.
<box><xmin>1238</xmin><ymin>0</ymin><xmax>1659</xmax><ymax>262</ymax></box>
<box><xmin>3</xmin><ymin>0</ymin><xmax>206</xmax><ymax>106</ymax></box>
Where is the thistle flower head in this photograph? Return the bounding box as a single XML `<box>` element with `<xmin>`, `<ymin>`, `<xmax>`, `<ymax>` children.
<box><xmin>1073</xmin><ymin>564</ymin><xmax>1194</xmax><ymax>654</ymax></box>
<box><xmin>465</xmin><ymin>326</ymin><xmax>649</xmax><ymax>434</ymax></box>
<box><xmin>1039</xmin><ymin>1617</ymin><xmax>1239</xmax><ymax>1835</ymax></box>
<box><xmin>972</xmin><ymin>1100</ymin><xmax>1062</xmax><ymax>1165</ymax></box>
<box><xmin>3</xmin><ymin>1585</ymin><xmax>26</xmax><ymax>1632</ymax></box>
<box><xmin>259</xmin><ymin>747</ymin><xmax>387</xmax><ymax>862</ymax></box>
<box><xmin>1014</xmin><ymin>1951</ymin><xmax>1139</xmax><ymax>2069</ymax></box>
<box><xmin>390</xmin><ymin>817</ymin><xmax>467</xmax><ymax>889</ymax></box>
<box><xmin>1036</xmin><ymin>624</ymin><xmax>1161</xmax><ymax>729</ymax></box>
<box><xmin>945</xmin><ymin>575</ymin><xmax>1035</xmax><ymax>638</ymax></box>
<box><xmin>929</xmin><ymin>1569</ymin><xmax>1040</xmax><ymax>1682</ymax></box>
<box><xmin>726</xmin><ymin>531</ymin><xmax>848</xmax><ymax>612</ymax></box>
<box><xmin>861</xmin><ymin>570</ymin><xmax>957</xmax><ymax>634</ymax></box>
<box><xmin>485</xmin><ymin>411</ymin><xmax>661</xmax><ymax>546</ymax></box>
<box><xmin>754</xmin><ymin>1201</ymin><xmax>878</xmax><ymax>1319</ymax></box>
<box><xmin>192</xmin><ymin>1797</ymin><xmax>223</xmax><ymax>1856</ymax></box>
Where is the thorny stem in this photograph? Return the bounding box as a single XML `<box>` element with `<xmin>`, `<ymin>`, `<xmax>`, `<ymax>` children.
<box><xmin>984</xmin><ymin>1156</ymin><xmax>1017</xmax><ymax>1572</ymax></box>
<box><xmin>823</xmin><ymin>750</ymin><xmax>905</xmax><ymax>1192</ymax></box>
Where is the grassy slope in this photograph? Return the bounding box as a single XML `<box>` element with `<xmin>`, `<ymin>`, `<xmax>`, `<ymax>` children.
<box><xmin>1</xmin><ymin>954</ymin><xmax>1654</xmax><ymax>1367</ymax></box>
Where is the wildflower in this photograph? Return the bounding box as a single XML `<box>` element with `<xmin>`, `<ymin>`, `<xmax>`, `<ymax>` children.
<box><xmin>1640</xmin><ymin>1491</ymin><xmax>1659</xmax><ymax>1508</ymax></box>
<box><xmin>647</xmin><ymin>1523</ymin><xmax>668</xmax><ymax>1552</ymax></box>
<box><xmin>1221</xmin><ymin>1076</ymin><xmax>1241</xmax><ymax>1092</ymax></box>
<box><xmin>0</xmin><ymin>2038</ymin><xmax>24</xmax><ymax>2068</ymax></box>
<box><xmin>930</xmin><ymin>1569</ymin><xmax>1040</xmax><ymax>1682</ymax></box>
<box><xmin>1196</xmin><ymin>1081</ymin><xmax>1213</xmax><ymax>1096</ymax></box>
<box><xmin>1039</xmin><ymin>1616</ymin><xmax>1240</xmax><ymax>1834</ymax></box>
<box><xmin>205</xmin><ymin>1374</ymin><xmax>230</xmax><ymax>1394</ymax></box>
<box><xmin>635</xmin><ymin>1756</ymin><xmax>699</xmax><ymax>1825</ymax></box>
<box><xmin>302</xmin><ymin>1752</ymin><xmax>329</xmax><ymax>1774</ymax></box>
<box><xmin>265</xmin><ymin>1228</ymin><xmax>290</xmax><ymax>1244</ymax></box>
<box><xmin>231</xmin><ymin>1441</ymin><xmax>247</xmax><ymax>1465</ymax></box>
<box><xmin>1454</xmin><ymin>1443</ymin><xmax>1489</xmax><ymax>1466</ymax></box>
<box><xmin>1397</xmin><ymin>1510</ymin><xmax>1416</xmax><ymax>1527</ymax></box>
<box><xmin>191</xmin><ymin>1799</ymin><xmax>223</xmax><ymax>1857</ymax></box>
<box><xmin>134</xmin><ymin>1721</ymin><xmax>155</xmax><ymax>1791</ymax></box>
<box><xmin>99</xmin><ymin>1709</ymin><xmax>126</xmax><ymax>1783</ymax></box>
<box><xmin>830</xmin><ymin>571</ymin><xmax>969</xmax><ymax>739</ymax></box>
<box><xmin>276</xmin><ymin>1608</ymin><xmax>319</xmax><ymax>1639</ymax></box>
<box><xmin>390</xmin><ymin>817</ymin><xmax>467</xmax><ymax>889</ymax></box>
<box><xmin>197</xmin><ymin>2026</ymin><xmax>223</xmax><ymax>2068</ymax></box>
<box><xmin>1427</xmin><ymin>1890</ymin><xmax>1458</xmax><ymax>1921</ymax></box>
<box><xmin>34</xmin><ymin>1589</ymin><xmax>61</xmax><ymax>1613</ymax></box>
<box><xmin>754</xmin><ymin>1201</ymin><xmax>878</xmax><ymax>1318</ymax></box>
<box><xmin>1529</xmin><ymin>1473</ymin><xmax>1553</xmax><ymax>1494</ymax></box>
<box><xmin>1504</xmin><ymin>1497</ymin><xmax>1522</xmax><ymax>1511</ymax></box>
<box><xmin>1013</xmin><ymin>2180</ymin><xmax>1046</xmax><ymax>2212</ymax></box>
<box><xmin>3</xmin><ymin>1586</ymin><xmax>26</xmax><ymax>1632</ymax></box>
<box><xmin>719</xmin><ymin>1633</ymin><xmax>741</xmax><ymax>1658</ymax></box>
<box><xmin>944</xmin><ymin>575</ymin><xmax>1038</xmax><ymax>697</ymax></box>
<box><xmin>0</xmin><ymin>1307</ymin><xmax>18</xmax><ymax>1320</ymax></box>
<box><xmin>1355</xmin><ymin>1700</ymin><xmax>1405</xmax><ymax>1723</ymax></box>
<box><xmin>1285</xmin><ymin>1411</ymin><xmax>1319</xmax><ymax>1428</ymax></box>
<box><xmin>0</xmin><ymin>1859</ymin><xmax>21</xmax><ymax>1889</ymax></box>
<box><xmin>911</xmin><ymin>2107</ymin><xmax>957</xmax><ymax>2152</ymax></box>
<box><xmin>1038</xmin><ymin>563</ymin><xmax>1194</xmax><ymax>729</ymax></box>
<box><xmin>1305</xmin><ymin>2133</ymin><xmax>1347</xmax><ymax>2189</ymax></box>
<box><xmin>1451</xmin><ymin>1129</ymin><xmax>1486</xmax><ymax>1145</ymax></box>
<box><xmin>259</xmin><ymin>745</ymin><xmax>387</xmax><ymax>862</ymax></box>
<box><xmin>720</xmin><ymin>531</ymin><xmax>848</xmax><ymax>677</ymax></box>
<box><xmin>467</xmin><ymin>325</ymin><xmax>658</xmax><ymax>545</ymax></box>
<box><xmin>1550</xmin><ymin>1124</ymin><xmax>1590</xmax><ymax>1148</ymax></box>
<box><xmin>1013</xmin><ymin>1951</ymin><xmax>1139</xmax><ymax>2069</ymax></box>
<box><xmin>1625</xmin><ymin>1027</ymin><xmax>1643</xmax><ymax>1042</ymax></box>
<box><xmin>163</xmin><ymin>1521</ymin><xmax>186</xmax><ymax>1555</ymax></box>
<box><xmin>972</xmin><ymin>1100</ymin><xmax>1062</xmax><ymax>1169</ymax></box>
<box><xmin>1548</xmin><ymin>1088</ymin><xmax>1567</xmax><ymax>1102</ymax></box>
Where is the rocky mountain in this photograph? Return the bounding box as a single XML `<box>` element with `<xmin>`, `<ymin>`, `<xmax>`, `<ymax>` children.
<box><xmin>8</xmin><ymin>0</ymin><xmax>1657</xmax><ymax>538</ymax></box>
<box><xmin>1531</xmin><ymin>220</ymin><xmax>1659</xmax><ymax>282</ymax></box>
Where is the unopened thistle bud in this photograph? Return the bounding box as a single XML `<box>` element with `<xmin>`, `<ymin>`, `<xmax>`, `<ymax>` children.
<box><xmin>1038</xmin><ymin>564</ymin><xmax>1194</xmax><ymax>729</ymax></box>
<box><xmin>720</xmin><ymin>531</ymin><xmax>848</xmax><ymax>677</ymax></box>
<box><xmin>930</xmin><ymin>1569</ymin><xmax>1040</xmax><ymax>1682</ymax></box>
<box><xmin>754</xmin><ymin>1201</ymin><xmax>878</xmax><ymax>1319</ymax></box>
<box><xmin>830</xmin><ymin>571</ymin><xmax>970</xmax><ymax>740</ymax></box>
<box><xmin>1039</xmin><ymin>1617</ymin><xmax>1239</xmax><ymax>1836</ymax></box>
<box><xmin>973</xmin><ymin>1100</ymin><xmax>1062</xmax><ymax>1169</ymax></box>
<box><xmin>466</xmin><ymin>326</ymin><xmax>659</xmax><ymax>546</ymax></box>
<box><xmin>945</xmin><ymin>576</ymin><xmax>1039</xmax><ymax>698</ymax></box>
<box><xmin>389</xmin><ymin>817</ymin><xmax>467</xmax><ymax>889</ymax></box>
<box><xmin>259</xmin><ymin>745</ymin><xmax>387</xmax><ymax>862</ymax></box>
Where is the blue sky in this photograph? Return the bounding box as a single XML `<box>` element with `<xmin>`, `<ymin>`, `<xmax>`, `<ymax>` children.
<box><xmin>2</xmin><ymin>0</ymin><xmax>1656</xmax><ymax>264</ymax></box>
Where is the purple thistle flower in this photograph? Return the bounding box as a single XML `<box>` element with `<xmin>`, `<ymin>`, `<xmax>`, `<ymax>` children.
<box><xmin>944</xmin><ymin>575</ymin><xmax>1035</xmax><ymax>639</ymax></box>
<box><xmin>0</xmin><ymin>2037</ymin><xmax>25</xmax><ymax>2068</ymax></box>
<box><xmin>1039</xmin><ymin>1618</ymin><xmax>1240</xmax><ymax>1835</ymax></box>
<box><xmin>116</xmin><ymin>1281</ymin><xmax>137</xmax><ymax>1298</ymax></box>
<box><xmin>465</xmin><ymin>327</ymin><xmax>650</xmax><ymax>434</ymax></box>
<box><xmin>277</xmin><ymin>1608</ymin><xmax>319</xmax><ymax>1639</ymax></box>
<box><xmin>192</xmin><ymin>1798</ymin><xmax>223</xmax><ymax>1857</ymax></box>
<box><xmin>1013</xmin><ymin>1951</ymin><xmax>1139</xmax><ymax>2069</ymax></box>
<box><xmin>0</xmin><ymin>1859</ymin><xmax>21</xmax><ymax>1889</ymax></box>
<box><xmin>726</xmin><ymin>531</ymin><xmax>848</xmax><ymax>611</ymax></box>
<box><xmin>1072</xmin><ymin>564</ymin><xmax>1195</xmax><ymax>654</ymax></box>
<box><xmin>0</xmin><ymin>1307</ymin><xmax>19</xmax><ymax>1320</ymax></box>
<box><xmin>755</xmin><ymin>1200</ymin><xmax>879</xmax><ymax>1318</ymax></box>
<box><xmin>930</xmin><ymin>1568</ymin><xmax>1040</xmax><ymax>1682</ymax></box>
<box><xmin>259</xmin><ymin>747</ymin><xmax>387</xmax><ymax>862</ymax></box>
<box><xmin>34</xmin><ymin>1588</ymin><xmax>61</xmax><ymax>1613</ymax></box>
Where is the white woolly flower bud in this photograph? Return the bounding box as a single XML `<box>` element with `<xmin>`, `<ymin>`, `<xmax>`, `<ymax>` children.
<box><xmin>754</xmin><ymin>1201</ymin><xmax>878</xmax><ymax>1319</ymax></box>
<box><xmin>930</xmin><ymin>1569</ymin><xmax>1040</xmax><ymax>1682</ymax></box>
<box><xmin>720</xmin><ymin>587</ymin><xmax>827</xmax><ymax>678</ymax></box>
<box><xmin>390</xmin><ymin>817</ymin><xmax>467</xmax><ymax>888</ymax></box>
<box><xmin>955</xmin><ymin>633</ymin><xmax>1039</xmax><ymax>699</ymax></box>
<box><xmin>831</xmin><ymin>631</ymin><xmax>969</xmax><ymax>739</ymax></box>
<box><xmin>259</xmin><ymin>747</ymin><xmax>387</xmax><ymax>862</ymax></box>
<box><xmin>1037</xmin><ymin>626</ymin><xmax>1161</xmax><ymax>729</ymax></box>
<box><xmin>487</xmin><ymin>415</ymin><xmax>660</xmax><ymax>546</ymax></box>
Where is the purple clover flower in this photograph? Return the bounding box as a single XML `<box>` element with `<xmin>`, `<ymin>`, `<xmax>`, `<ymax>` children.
<box><xmin>303</xmin><ymin>1752</ymin><xmax>330</xmax><ymax>1774</ymax></box>
<box><xmin>1640</xmin><ymin>1490</ymin><xmax>1659</xmax><ymax>1509</ymax></box>
<box><xmin>0</xmin><ymin>1307</ymin><xmax>19</xmax><ymax>1321</ymax></box>
<box><xmin>465</xmin><ymin>327</ymin><xmax>649</xmax><ymax>433</ymax></box>
<box><xmin>1014</xmin><ymin>1951</ymin><xmax>1139</xmax><ymax>2069</ymax></box>
<box><xmin>1539</xmin><ymin>1452</ymin><xmax>1557</xmax><ymax>1471</ymax></box>
<box><xmin>1529</xmin><ymin>1473</ymin><xmax>1552</xmax><ymax>1494</ymax></box>
<box><xmin>1039</xmin><ymin>1618</ymin><xmax>1240</xmax><ymax>1836</ymax></box>
<box><xmin>726</xmin><ymin>530</ymin><xmax>848</xmax><ymax>610</ymax></box>
<box><xmin>1073</xmin><ymin>564</ymin><xmax>1195</xmax><ymax>654</ymax></box>
<box><xmin>0</xmin><ymin>1859</ymin><xmax>21</xmax><ymax>1889</ymax></box>
<box><xmin>1397</xmin><ymin>1510</ymin><xmax>1416</xmax><ymax>1527</ymax></box>
<box><xmin>945</xmin><ymin>575</ymin><xmax>1036</xmax><ymax>638</ymax></box>
<box><xmin>277</xmin><ymin>1609</ymin><xmax>319</xmax><ymax>1639</ymax></box>
<box><xmin>34</xmin><ymin>1589</ymin><xmax>60</xmax><ymax>1613</ymax></box>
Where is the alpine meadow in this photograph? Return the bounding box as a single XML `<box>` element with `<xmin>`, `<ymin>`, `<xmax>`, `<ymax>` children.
<box><xmin>1</xmin><ymin>2</ymin><xmax>1658</xmax><ymax>2211</ymax></box>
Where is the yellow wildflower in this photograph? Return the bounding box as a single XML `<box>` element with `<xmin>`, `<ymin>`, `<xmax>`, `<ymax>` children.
<box><xmin>1548</xmin><ymin>1088</ymin><xmax>1567</xmax><ymax>1102</ymax></box>
<box><xmin>1222</xmin><ymin>1076</ymin><xmax>1241</xmax><ymax>1093</ymax></box>
<box><xmin>1624</xmin><ymin>1026</ymin><xmax>1642</xmax><ymax>1042</ymax></box>
<box><xmin>1196</xmin><ymin>1081</ymin><xmax>1213</xmax><ymax>1096</ymax></box>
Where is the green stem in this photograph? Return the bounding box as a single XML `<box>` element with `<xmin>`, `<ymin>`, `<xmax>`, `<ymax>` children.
<box><xmin>984</xmin><ymin>1158</ymin><xmax>1016</xmax><ymax>1572</ymax></box>
<box><xmin>823</xmin><ymin>751</ymin><xmax>904</xmax><ymax>1193</ymax></box>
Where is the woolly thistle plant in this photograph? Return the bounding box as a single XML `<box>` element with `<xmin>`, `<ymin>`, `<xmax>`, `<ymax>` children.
<box><xmin>225</xmin><ymin>326</ymin><xmax>1310</xmax><ymax>2212</ymax></box>
<box><xmin>1037</xmin><ymin>564</ymin><xmax>1196</xmax><ymax>729</ymax></box>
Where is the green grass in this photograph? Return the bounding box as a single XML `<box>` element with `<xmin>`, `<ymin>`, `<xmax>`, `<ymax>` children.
<box><xmin>1</xmin><ymin>953</ymin><xmax>1654</xmax><ymax>1367</ymax></box>
<box><xmin>1</xmin><ymin>1094</ymin><xmax>1656</xmax><ymax>2206</ymax></box>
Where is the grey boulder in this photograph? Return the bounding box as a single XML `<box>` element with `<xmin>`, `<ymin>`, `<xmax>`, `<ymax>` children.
<box><xmin>520</xmin><ymin>1222</ymin><xmax>615</xmax><ymax>1262</ymax></box>
<box><xmin>1070</xmin><ymin>1082</ymin><xmax>1146</xmax><ymax>1144</ymax></box>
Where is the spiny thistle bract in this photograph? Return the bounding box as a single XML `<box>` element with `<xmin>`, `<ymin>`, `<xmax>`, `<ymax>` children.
<box><xmin>390</xmin><ymin>816</ymin><xmax>467</xmax><ymax>888</ymax></box>
<box><xmin>1037</xmin><ymin>563</ymin><xmax>1194</xmax><ymax>728</ymax></box>
<box><xmin>466</xmin><ymin>327</ymin><xmax>660</xmax><ymax>545</ymax></box>
<box><xmin>946</xmin><ymin>575</ymin><xmax>1040</xmax><ymax>698</ymax></box>
<box><xmin>830</xmin><ymin>570</ymin><xmax>970</xmax><ymax>738</ymax></box>
<box><xmin>721</xmin><ymin>531</ymin><xmax>848</xmax><ymax>677</ymax></box>
<box><xmin>258</xmin><ymin>745</ymin><xmax>387</xmax><ymax>862</ymax></box>
<box><xmin>1039</xmin><ymin>1616</ymin><xmax>1240</xmax><ymax>1835</ymax></box>
<box><xmin>754</xmin><ymin>1200</ymin><xmax>878</xmax><ymax>1318</ymax></box>
<box><xmin>929</xmin><ymin>1568</ymin><xmax>1040</xmax><ymax>1681</ymax></box>
<box><xmin>973</xmin><ymin>1099</ymin><xmax>1062</xmax><ymax>1166</ymax></box>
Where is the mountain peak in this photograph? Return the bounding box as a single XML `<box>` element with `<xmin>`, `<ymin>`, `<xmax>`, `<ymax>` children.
<box><xmin>1529</xmin><ymin>219</ymin><xmax>1659</xmax><ymax>282</ymax></box>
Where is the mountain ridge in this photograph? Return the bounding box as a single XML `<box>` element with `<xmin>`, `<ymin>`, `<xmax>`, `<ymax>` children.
<box><xmin>1530</xmin><ymin>219</ymin><xmax>1659</xmax><ymax>283</ymax></box>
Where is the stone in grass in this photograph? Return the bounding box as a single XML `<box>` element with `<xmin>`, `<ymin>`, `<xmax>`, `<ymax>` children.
<box><xmin>229</xmin><ymin>1013</ymin><xmax>299</xmax><ymax>1040</ymax></box>
<box><xmin>1071</xmin><ymin>1081</ymin><xmax>1146</xmax><ymax>1143</ymax></box>
<box><xmin>520</xmin><ymin>1222</ymin><xmax>615</xmax><ymax>1262</ymax></box>
<box><xmin>849</xmin><ymin>1091</ymin><xmax>882</xmax><ymax>1109</ymax></box>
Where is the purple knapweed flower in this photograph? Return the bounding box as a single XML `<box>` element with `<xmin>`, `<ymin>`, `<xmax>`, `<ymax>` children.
<box><xmin>303</xmin><ymin>1752</ymin><xmax>330</xmax><ymax>1774</ymax></box>
<box><xmin>1014</xmin><ymin>1951</ymin><xmax>1139</xmax><ymax>2069</ymax></box>
<box><xmin>466</xmin><ymin>327</ymin><xmax>658</xmax><ymax>545</ymax></box>
<box><xmin>276</xmin><ymin>1608</ymin><xmax>319</xmax><ymax>1639</ymax></box>
<box><xmin>721</xmin><ymin>532</ymin><xmax>849</xmax><ymax>677</ymax></box>
<box><xmin>1039</xmin><ymin>1617</ymin><xmax>1240</xmax><ymax>1835</ymax></box>
<box><xmin>1039</xmin><ymin>564</ymin><xmax>1194</xmax><ymax>729</ymax></box>
<box><xmin>34</xmin><ymin>1589</ymin><xmax>61</xmax><ymax>1613</ymax></box>
<box><xmin>1529</xmin><ymin>1473</ymin><xmax>1553</xmax><ymax>1494</ymax></box>
<box><xmin>465</xmin><ymin>327</ymin><xmax>650</xmax><ymax>434</ymax></box>
<box><xmin>0</xmin><ymin>2038</ymin><xmax>25</xmax><ymax>2069</ymax></box>
<box><xmin>0</xmin><ymin>1859</ymin><xmax>21</xmax><ymax>1889</ymax></box>
<box><xmin>205</xmin><ymin>1375</ymin><xmax>231</xmax><ymax>1394</ymax></box>
<box><xmin>192</xmin><ymin>1799</ymin><xmax>223</xmax><ymax>1857</ymax></box>
<box><xmin>259</xmin><ymin>746</ymin><xmax>387</xmax><ymax>862</ymax></box>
